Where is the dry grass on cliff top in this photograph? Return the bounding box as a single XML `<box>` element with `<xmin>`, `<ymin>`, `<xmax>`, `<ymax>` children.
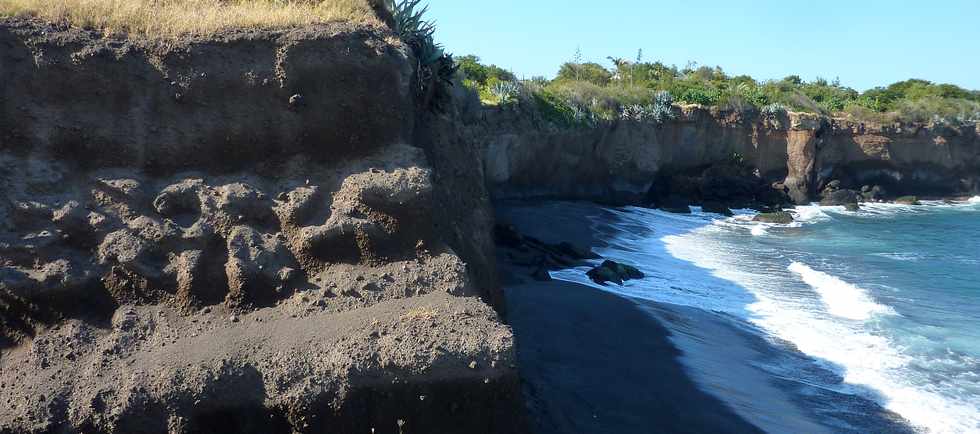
<box><xmin>0</xmin><ymin>0</ymin><xmax>382</xmax><ymax>37</ymax></box>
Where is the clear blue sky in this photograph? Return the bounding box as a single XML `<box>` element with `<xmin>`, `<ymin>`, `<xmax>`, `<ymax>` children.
<box><xmin>425</xmin><ymin>0</ymin><xmax>980</xmax><ymax>91</ymax></box>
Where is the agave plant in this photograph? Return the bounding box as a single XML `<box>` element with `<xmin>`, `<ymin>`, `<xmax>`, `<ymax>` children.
<box><xmin>383</xmin><ymin>0</ymin><xmax>458</xmax><ymax>102</ymax></box>
<box><xmin>649</xmin><ymin>90</ymin><xmax>676</xmax><ymax>123</ymax></box>
<box><xmin>619</xmin><ymin>93</ymin><xmax>675</xmax><ymax>124</ymax></box>
<box><xmin>620</xmin><ymin>104</ymin><xmax>647</xmax><ymax>121</ymax></box>
<box><xmin>761</xmin><ymin>103</ymin><xmax>787</xmax><ymax>119</ymax></box>
<box><xmin>490</xmin><ymin>80</ymin><xmax>522</xmax><ymax>104</ymax></box>
<box><xmin>383</xmin><ymin>0</ymin><xmax>436</xmax><ymax>43</ymax></box>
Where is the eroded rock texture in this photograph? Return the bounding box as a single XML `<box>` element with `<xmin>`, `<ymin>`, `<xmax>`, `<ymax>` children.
<box><xmin>0</xmin><ymin>144</ymin><xmax>472</xmax><ymax>342</ymax></box>
<box><xmin>0</xmin><ymin>144</ymin><xmax>523</xmax><ymax>434</ymax></box>
<box><xmin>0</xmin><ymin>18</ymin><xmax>522</xmax><ymax>434</ymax></box>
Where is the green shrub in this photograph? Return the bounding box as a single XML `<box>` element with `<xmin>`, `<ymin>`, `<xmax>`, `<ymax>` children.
<box><xmin>457</xmin><ymin>55</ymin><xmax>515</xmax><ymax>86</ymax></box>
<box><xmin>532</xmin><ymin>90</ymin><xmax>581</xmax><ymax>126</ymax></box>
<box><xmin>676</xmin><ymin>86</ymin><xmax>720</xmax><ymax>106</ymax></box>
<box><xmin>895</xmin><ymin>97</ymin><xmax>980</xmax><ymax>124</ymax></box>
<box><xmin>556</xmin><ymin>62</ymin><xmax>614</xmax><ymax>86</ymax></box>
<box><xmin>455</xmin><ymin>51</ymin><xmax>978</xmax><ymax>125</ymax></box>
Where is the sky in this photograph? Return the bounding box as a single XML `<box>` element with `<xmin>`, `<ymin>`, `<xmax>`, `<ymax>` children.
<box><xmin>424</xmin><ymin>0</ymin><xmax>980</xmax><ymax>91</ymax></box>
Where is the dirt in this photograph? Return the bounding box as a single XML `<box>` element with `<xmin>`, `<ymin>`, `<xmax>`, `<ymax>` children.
<box><xmin>0</xmin><ymin>18</ymin><xmax>525</xmax><ymax>434</ymax></box>
<box><xmin>0</xmin><ymin>17</ymin><xmax>414</xmax><ymax>172</ymax></box>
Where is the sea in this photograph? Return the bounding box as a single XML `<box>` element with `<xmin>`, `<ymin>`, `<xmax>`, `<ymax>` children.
<box><xmin>548</xmin><ymin>197</ymin><xmax>980</xmax><ymax>433</ymax></box>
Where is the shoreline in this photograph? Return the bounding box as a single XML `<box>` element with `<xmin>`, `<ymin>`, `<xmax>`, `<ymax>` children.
<box><xmin>497</xmin><ymin>200</ymin><xmax>922</xmax><ymax>434</ymax></box>
<box><xmin>496</xmin><ymin>201</ymin><xmax>760</xmax><ymax>433</ymax></box>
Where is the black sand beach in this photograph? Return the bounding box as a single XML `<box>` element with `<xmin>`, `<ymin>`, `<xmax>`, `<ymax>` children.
<box><xmin>496</xmin><ymin>202</ymin><xmax>763</xmax><ymax>434</ymax></box>
<box><xmin>497</xmin><ymin>201</ymin><xmax>918</xmax><ymax>434</ymax></box>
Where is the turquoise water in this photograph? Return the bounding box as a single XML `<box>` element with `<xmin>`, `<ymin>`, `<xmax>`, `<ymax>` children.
<box><xmin>549</xmin><ymin>197</ymin><xmax>980</xmax><ymax>433</ymax></box>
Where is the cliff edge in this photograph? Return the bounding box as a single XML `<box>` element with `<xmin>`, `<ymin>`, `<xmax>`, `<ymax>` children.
<box><xmin>0</xmin><ymin>19</ymin><xmax>521</xmax><ymax>434</ymax></box>
<box><xmin>477</xmin><ymin>104</ymin><xmax>980</xmax><ymax>206</ymax></box>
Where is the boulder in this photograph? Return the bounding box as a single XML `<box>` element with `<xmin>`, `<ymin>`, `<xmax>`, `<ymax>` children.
<box><xmin>895</xmin><ymin>196</ymin><xmax>920</xmax><ymax>205</ymax></box>
<box><xmin>701</xmin><ymin>201</ymin><xmax>734</xmax><ymax>217</ymax></box>
<box><xmin>844</xmin><ymin>203</ymin><xmax>860</xmax><ymax>212</ymax></box>
<box><xmin>820</xmin><ymin>189</ymin><xmax>861</xmax><ymax>207</ymax></box>
<box><xmin>530</xmin><ymin>267</ymin><xmax>552</xmax><ymax>282</ymax></box>
<box><xmin>658</xmin><ymin>197</ymin><xmax>692</xmax><ymax>214</ymax></box>
<box><xmin>862</xmin><ymin>185</ymin><xmax>887</xmax><ymax>202</ymax></box>
<box><xmin>753</xmin><ymin>212</ymin><xmax>794</xmax><ymax>224</ymax></box>
<box><xmin>586</xmin><ymin>260</ymin><xmax>644</xmax><ymax>285</ymax></box>
<box><xmin>554</xmin><ymin>242</ymin><xmax>600</xmax><ymax>260</ymax></box>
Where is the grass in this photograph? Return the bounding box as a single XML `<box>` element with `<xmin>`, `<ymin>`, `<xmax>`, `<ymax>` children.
<box><xmin>0</xmin><ymin>0</ymin><xmax>382</xmax><ymax>37</ymax></box>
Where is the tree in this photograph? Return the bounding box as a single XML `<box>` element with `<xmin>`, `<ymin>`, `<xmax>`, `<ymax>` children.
<box><xmin>557</xmin><ymin>62</ymin><xmax>613</xmax><ymax>86</ymax></box>
<box><xmin>783</xmin><ymin>75</ymin><xmax>803</xmax><ymax>85</ymax></box>
<box><xmin>456</xmin><ymin>55</ymin><xmax>515</xmax><ymax>85</ymax></box>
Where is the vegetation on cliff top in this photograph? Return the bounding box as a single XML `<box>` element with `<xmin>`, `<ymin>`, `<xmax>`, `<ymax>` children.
<box><xmin>460</xmin><ymin>53</ymin><xmax>980</xmax><ymax>127</ymax></box>
<box><xmin>0</xmin><ymin>0</ymin><xmax>382</xmax><ymax>36</ymax></box>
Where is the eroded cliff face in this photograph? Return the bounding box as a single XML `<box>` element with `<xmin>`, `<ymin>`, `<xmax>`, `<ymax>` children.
<box><xmin>806</xmin><ymin>120</ymin><xmax>980</xmax><ymax>199</ymax></box>
<box><xmin>477</xmin><ymin>105</ymin><xmax>980</xmax><ymax>206</ymax></box>
<box><xmin>0</xmin><ymin>19</ymin><xmax>522</xmax><ymax>434</ymax></box>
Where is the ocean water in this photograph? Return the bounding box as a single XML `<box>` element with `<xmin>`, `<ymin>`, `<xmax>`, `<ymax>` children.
<box><xmin>549</xmin><ymin>197</ymin><xmax>980</xmax><ymax>433</ymax></box>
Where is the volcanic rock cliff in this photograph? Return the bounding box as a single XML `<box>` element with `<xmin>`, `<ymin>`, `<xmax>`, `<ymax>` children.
<box><xmin>3</xmin><ymin>13</ymin><xmax>979</xmax><ymax>434</ymax></box>
<box><xmin>477</xmin><ymin>105</ymin><xmax>980</xmax><ymax>206</ymax></box>
<box><xmin>0</xmin><ymin>19</ymin><xmax>519</xmax><ymax>434</ymax></box>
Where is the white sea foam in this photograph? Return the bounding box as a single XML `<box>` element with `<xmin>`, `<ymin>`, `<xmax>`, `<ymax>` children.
<box><xmin>544</xmin><ymin>201</ymin><xmax>980</xmax><ymax>433</ymax></box>
<box><xmin>662</xmin><ymin>224</ymin><xmax>980</xmax><ymax>434</ymax></box>
<box><xmin>788</xmin><ymin>262</ymin><xmax>896</xmax><ymax>321</ymax></box>
<box><xmin>969</xmin><ymin>196</ymin><xmax>980</xmax><ymax>204</ymax></box>
<box><xmin>790</xmin><ymin>205</ymin><xmax>833</xmax><ymax>224</ymax></box>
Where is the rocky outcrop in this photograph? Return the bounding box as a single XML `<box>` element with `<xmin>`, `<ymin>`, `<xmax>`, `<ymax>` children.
<box><xmin>753</xmin><ymin>212</ymin><xmax>795</xmax><ymax>224</ymax></box>
<box><xmin>478</xmin><ymin>106</ymin><xmax>791</xmax><ymax>206</ymax></box>
<box><xmin>0</xmin><ymin>19</ymin><xmax>524</xmax><ymax>434</ymax></box>
<box><xmin>586</xmin><ymin>260</ymin><xmax>644</xmax><ymax>286</ymax></box>
<box><xmin>790</xmin><ymin>118</ymin><xmax>980</xmax><ymax>203</ymax></box>
<box><xmin>476</xmin><ymin>104</ymin><xmax>980</xmax><ymax>207</ymax></box>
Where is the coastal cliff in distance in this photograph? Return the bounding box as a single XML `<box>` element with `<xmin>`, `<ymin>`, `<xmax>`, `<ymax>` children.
<box><xmin>0</xmin><ymin>18</ymin><xmax>520</xmax><ymax>434</ymax></box>
<box><xmin>477</xmin><ymin>104</ymin><xmax>980</xmax><ymax>207</ymax></box>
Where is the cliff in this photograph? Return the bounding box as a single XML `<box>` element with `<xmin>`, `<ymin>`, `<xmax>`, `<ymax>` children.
<box><xmin>3</xmin><ymin>13</ymin><xmax>979</xmax><ymax>434</ymax></box>
<box><xmin>0</xmin><ymin>19</ymin><xmax>520</xmax><ymax>434</ymax></box>
<box><xmin>476</xmin><ymin>104</ymin><xmax>980</xmax><ymax>206</ymax></box>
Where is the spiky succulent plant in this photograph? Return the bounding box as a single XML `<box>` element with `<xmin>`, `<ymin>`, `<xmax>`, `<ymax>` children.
<box><xmin>618</xmin><ymin>91</ymin><xmax>675</xmax><ymax>123</ymax></box>
<box><xmin>383</xmin><ymin>0</ymin><xmax>456</xmax><ymax>101</ymax></box>
<box><xmin>761</xmin><ymin>103</ymin><xmax>788</xmax><ymax>119</ymax></box>
<box><xmin>383</xmin><ymin>0</ymin><xmax>435</xmax><ymax>42</ymax></box>
<box><xmin>490</xmin><ymin>80</ymin><xmax>523</xmax><ymax>104</ymax></box>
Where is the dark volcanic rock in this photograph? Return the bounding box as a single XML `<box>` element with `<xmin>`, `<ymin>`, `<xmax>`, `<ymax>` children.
<box><xmin>895</xmin><ymin>196</ymin><xmax>921</xmax><ymax>205</ymax></box>
<box><xmin>555</xmin><ymin>241</ymin><xmax>600</xmax><ymax>260</ymax></box>
<box><xmin>862</xmin><ymin>185</ymin><xmax>887</xmax><ymax>202</ymax></box>
<box><xmin>753</xmin><ymin>212</ymin><xmax>794</xmax><ymax>224</ymax></box>
<box><xmin>494</xmin><ymin>224</ymin><xmax>525</xmax><ymax>249</ymax></box>
<box><xmin>531</xmin><ymin>267</ymin><xmax>553</xmax><ymax>282</ymax></box>
<box><xmin>700</xmin><ymin>163</ymin><xmax>758</xmax><ymax>204</ymax></box>
<box><xmin>702</xmin><ymin>201</ymin><xmax>734</xmax><ymax>216</ymax></box>
<box><xmin>586</xmin><ymin>260</ymin><xmax>644</xmax><ymax>285</ymax></box>
<box><xmin>658</xmin><ymin>197</ymin><xmax>692</xmax><ymax>214</ymax></box>
<box><xmin>820</xmin><ymin>189</ymin><xmax>861</xmax><ymax>207</ymax></box>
